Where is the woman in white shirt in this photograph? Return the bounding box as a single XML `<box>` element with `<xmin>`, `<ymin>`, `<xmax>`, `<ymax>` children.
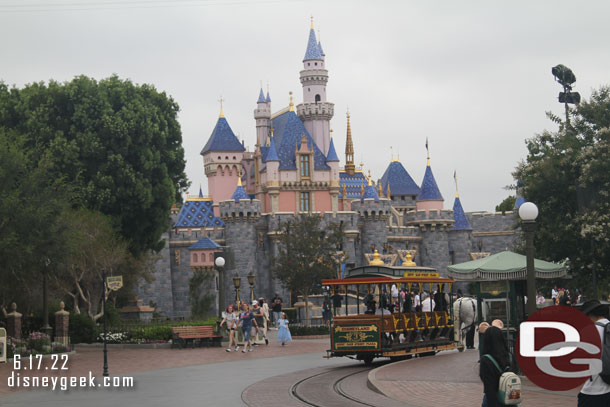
<box><xmin>220</xmin><ymin>305</ymin><xmax>239</xmax><ymax>352</ymax></box>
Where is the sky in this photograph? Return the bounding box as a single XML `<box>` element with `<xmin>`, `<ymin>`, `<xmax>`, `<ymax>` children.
<box><xmin>2</xmin><ymin>0</ymin><xmax>609</xmax><ymax>212</ymax></box>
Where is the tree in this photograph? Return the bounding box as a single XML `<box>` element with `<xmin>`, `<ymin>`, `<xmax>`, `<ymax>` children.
<box><xmin>514</xmin><ymin>86</ymin><xmax>610</xmax><ymax>297</ymax></box>
<box><xmin>495</xmin><ymin>196</ymin><xmax>516</xmax><ymax>214</ymax></box>
<box><xmin>272</xmin><ymin>215</ymin><xmax>344</xmax><ymax>326</ymax></box>
<box><xmin>0</xmin><ymin>76</ymin><xmax>188</xmax><ymax>255</ymax></box>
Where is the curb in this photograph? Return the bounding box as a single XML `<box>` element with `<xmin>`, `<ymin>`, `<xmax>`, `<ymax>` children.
<box><xmin>366</xmin><ymin>358</ymin><xmax>410</xmax><ymax>397</ymax></box>
<box><xmin>292</xmin><ymin>334</ymin><xmax>329</xmax><ymax>340</ymax></box>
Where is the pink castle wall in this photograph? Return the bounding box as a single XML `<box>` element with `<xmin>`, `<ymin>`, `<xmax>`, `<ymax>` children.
<box><xmin>190</xmin><ymin>249</ymin><xmax>215</xmax><ymax>266</ymax></box>
<box><xmin>279</xmin><ymin>191</ymin><xmax>297</xmax><ymax>212</ymax></box>
<box><xmin>208</xmin><ymin>165</ymin><xmax>239</xmax><ymax>203</ymax></box>
<box><xmin>416</xmin><ymin>200</ymin><xmax>444</xmax><ymax>216</ymax></box>
<box><xmin>314</xmin><ymin>191</ymin><xmax>331</xmax><ymax>213</ymax></box>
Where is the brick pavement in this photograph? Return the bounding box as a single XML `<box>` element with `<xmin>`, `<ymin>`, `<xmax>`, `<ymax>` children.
<box><xmin>0</xmin><ymin>337</ymin><xmax>330</xmax><ymax>397</ymax></box>
<box><xmin>368</xmin><ymin>349</ymin><xmax>580</xmax><ymax>407</ymax></box>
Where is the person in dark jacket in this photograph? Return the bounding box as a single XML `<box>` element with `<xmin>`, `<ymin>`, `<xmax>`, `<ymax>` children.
<box><xmin>479</xmin><ymin>326</ymin><xmax>515</xmax><ymax>407</ymax></box>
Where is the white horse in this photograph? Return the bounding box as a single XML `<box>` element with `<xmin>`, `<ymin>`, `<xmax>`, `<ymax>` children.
<box><xmin>453</xmin><ymin>297</ymin><xmax>477</xmax><ymax>348</ymax></box>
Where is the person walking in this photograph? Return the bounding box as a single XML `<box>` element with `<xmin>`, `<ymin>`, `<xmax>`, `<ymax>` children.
<box><xmin>259</xmin><ymin>297</ymin><xmax>270</xmax><ymax>344</ymax></box>
<box><xmin>219</xmin><ymin>304</ymin><xmax>239</xmax><ymax>352</ymax></box>
<box><xmin>277</xmin><ymin>312</ymin><xmax>292</xmax><ymax>346</ymax></box>
<box><xmin>253</xmin><ymin>299</ymin><xmax>269</xmax><ymax>345</ymax></box>
<box><xmin>578</xmin><ymin>300</ymin><xmax>610</xmax><ymax>407</ymax></box>
<box><xmin>239</xmin><ymin>303</ymin><xmax>259</xmax><ymax>353</ymax></box>
<box><xmin>271</xmin><ymin>293</ymin><xmax>283</xmax><ymax>328</ymax></box>
<box><xmin>479</xmin><ymin>326</ymin><xmax>517</xmax><ymax>407</ymax></box>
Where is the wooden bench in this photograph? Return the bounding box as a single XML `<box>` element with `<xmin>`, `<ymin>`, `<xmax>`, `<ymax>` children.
<box><xmin>171</xmin><ymin>326</ymin><xmax>222</xmax><ymax>349</ymax></box>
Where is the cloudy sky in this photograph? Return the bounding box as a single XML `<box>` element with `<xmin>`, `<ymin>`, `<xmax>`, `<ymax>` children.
<box><xmin>2</xmin><ymin>0</ymin><xmax>609</xmax><ymax>212</ymax></box>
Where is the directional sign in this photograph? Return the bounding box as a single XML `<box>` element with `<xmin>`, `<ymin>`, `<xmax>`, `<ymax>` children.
<box><xmin>106</xmin><ymin>276</ymin><xmax>123</xmax><ymax>291</ymax></box>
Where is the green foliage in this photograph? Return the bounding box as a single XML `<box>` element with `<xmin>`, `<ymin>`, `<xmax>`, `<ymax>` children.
<box><xmin>495</xmin><ymin>196</ymin><xmax>516</xmax><ymax>214</ymax></box>
<box><xmin>289</xmin><ymin>325</ymin><xmax>329</xmax><ymax>336</ymax></box>
<box><xmin>97</xmin><ymin>302</ymin><xmax>121</xmax><ymax>326</ymax></box>
<box><xmin>0</xmin><ymin>76</ymin><xmax>188</xmax><ymax>255</ymax></box>
<box><xmin>283</xmin><ymin>307</ymin><xmax>297</xmax><ymax>323</ymax></box>
<box><xmin>514</xmin><ymin>86</ymin><xmax>610</xmax><ymax>297</ymax></box>
<box><xmin>69</xmin><ymin>313</ymin><xmax>99</xmax><ymax>344</ymax></box>
<box><xmin>131</xmin><ymin>326</ymin><xmax>173</xmax><ymax>341</ymax></box>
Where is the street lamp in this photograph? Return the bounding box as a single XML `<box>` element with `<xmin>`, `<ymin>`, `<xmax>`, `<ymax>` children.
<box><xmin>247</xmin><ymin>271</ymin><xmax>256</xmax><ymax>302</ymax></box>
<box><xmin>41</xmin><ymin>258</ymin><xmax>52</xmax><ymax>337</ymax></box>
<box><xmin>232</xmin><ymin>275</ymin><xmax>241</xmax><ymax>306</ymax></box>
<box><xmin>214</xmin><ymin>256</ymin><xmax>225</xmax><ymax>318</ymax></box>
<box><xmin>101</xmin><ymin>268</ymin><xmax>109</xmax><ymax>377</ymax></box>
<box><xmin>519</xmin><ymin>202</ymin><xmax>538</xmax><ymax>317</ymax></box>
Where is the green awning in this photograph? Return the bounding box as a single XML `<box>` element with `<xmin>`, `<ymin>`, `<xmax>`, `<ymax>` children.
<box><xmin>447</xmin><ymin>251</ymin><xmax>567</xmax><ymax>281</ymax></box>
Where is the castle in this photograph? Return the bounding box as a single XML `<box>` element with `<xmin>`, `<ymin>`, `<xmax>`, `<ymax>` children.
<box><xmin>138</xmin><ymin>21</ymin><xmax>519</xmax><ymax>318</ymax></box>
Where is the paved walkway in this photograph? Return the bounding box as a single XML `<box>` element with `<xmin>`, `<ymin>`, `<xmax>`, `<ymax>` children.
<box><xmin>368</xmin><ymin>348</ymin><xmax>580</xmax><ymax>407</ymax></box>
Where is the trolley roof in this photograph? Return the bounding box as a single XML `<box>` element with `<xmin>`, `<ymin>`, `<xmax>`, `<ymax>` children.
<box><xmin>322</xmin><ymin>265</ymin><xmax>454</xmax><ymax>286</ymax></box>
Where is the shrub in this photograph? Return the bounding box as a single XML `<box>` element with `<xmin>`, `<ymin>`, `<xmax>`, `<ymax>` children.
<box><xmin>290</xmin><ymin>325</ymin><xmax>329</xmax><ymax>336</ymax></box>
<box><xmin>70</xmin><ymin>313</ymin><xmax>98</xmax><ymax>344</ymax></box>
<box><xmin>283</xmin><ymin>308</ymin><xmax>297</xmax><ymax>323</ymax></box>
<box><xmin>27</xmin><ymin>331</ymin><xmax>51</xmax><ymax>352</ymax></box>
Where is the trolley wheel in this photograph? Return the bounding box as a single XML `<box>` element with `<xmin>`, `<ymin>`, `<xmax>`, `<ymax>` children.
<box><xmin>362</xmin><ymin>355</ymin><xmax>374</xmax><ymax>365</ymax></box>
<box><xmin>458</xmin><ymin>346</ymin><xmax>465</xmax><ymax>353</ymax></box>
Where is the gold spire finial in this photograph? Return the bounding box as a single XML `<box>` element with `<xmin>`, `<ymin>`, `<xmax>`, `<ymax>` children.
<box><xmin>342</xmin><ymin>183</ymin><xmax>347</xmax><ymax>198</ymax></box>
<box><xmin>360</xmin><ymin>182</ymin><xmax>364</xmax><ymax>196</ymax></box>
<box><xmin>454</xmin><ymin>170</ymin><xmax>459</xmax><ymax>198</ymax></box>
<box><xmin>218</xmin><ymin>96</ymin><xmax>225</xmax><ymax>118</ymax></box>
<box><xmin>402</xmin><ymin>251</ymin><xmax>416</xmax><ymax>267</ymax></box>
<box><xmin>367</xmin><ymin>170</ymin><xmax>372</xmax><ymax>186</ymax></box>
<box><xmin>310</xmin><ymin>15</ymin><xmax>314</xmax><ymax>29</ymax></box>
<box><xmin>237</xmin><ymin>168</ymin><xmax>242</xmax><ymax>186</ymax></box>
<box><xmin>289</xmin><ymin>91</ymin><xmax>295</xmax><ymax>112</ymax></box>
<box><xmin>344</xmin><ymin>109</ymin><xmax>355</xmax><ymax>175</ymax></box>
<box><xmin>425</xmin><ymin>137</ymin><xmax>430</xmax><ymax>166</ymax></box>
<box><xmin>370</xmin><ymin>250</ymin><xmax>384</xmax><ymax>266</ymax></box>
<box><xmin>378</xmin><ymin>181</ymin><xmax>382</xmax><ymax>196</ymax></box>
<box><xmin>386</xmin><ymin>183</ymin><xmax>391</xmax><ymax>198</ymax></box>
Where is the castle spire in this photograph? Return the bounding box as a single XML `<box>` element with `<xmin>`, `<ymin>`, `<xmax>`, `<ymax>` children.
<box><xmin>289</xmin><ymin>91</ymin><xmax>295</xmax><ymax>112</ymax></box>
<box><xmin>345</xmin><ymin>111</ymin><xmax>355</xmax><ymax>175</ymax></box>
<box><xmin>218</xmin><ymin>96</ymin><xmax>225</xmax><ymax>118</ymax></box>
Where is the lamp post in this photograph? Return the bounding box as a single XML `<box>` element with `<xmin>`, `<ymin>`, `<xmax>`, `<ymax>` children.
<box><xmin>519</xmin><ymin>202</ymin><xmax>538</xmax><ymax>317</ymax></box>
<box><xmin>214</xmin><ymin>256</ymin><xmax>225</xmax><ymax>319</ymax></box>
<box><xmin>247</xmin><ymin>271</ymin><xmax>256</xmax><ymax>302</ymax></box>
<box><xmin>41</xmin><ymin>258</ymin><xmax>52</xmax><ymax>337</ymax></box>
<box><xmin>101</xmin><ymin>268</ymin><xmax>109</xmax><ymax>377</ymax></box>
<box><xmin>232</xmin><ymin>275</ymin><xmax>241</xmax><ymax>306</ymax></box>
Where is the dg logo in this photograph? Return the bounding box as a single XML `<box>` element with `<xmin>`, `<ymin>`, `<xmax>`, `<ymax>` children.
<box><xmin>516</xmin><ymin>305</ymin><xmax>602</xmax><ymax>391</ymax></box>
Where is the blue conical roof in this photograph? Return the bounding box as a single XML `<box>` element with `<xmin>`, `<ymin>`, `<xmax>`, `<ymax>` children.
<box><xmin>362</xmin><ymin>184</ymin><xmax>380</xmax><ymax>202</ymax></box>
<box><xmin>318</xmin><ymin>41</ymin><xmax>325</xmax><ymax>56</ymax></box>
<box><xmin>188</xmin><ymin>237</ymin><xmax>220</xmax><ymax>250</ymax></box>
<box><xmin>257</xmin><ymin>88</ymin><xmax>266</xmax><ymax>103</ymax></box>
<box><xmin>304</xmin><ymin>28</ymin><xmax>323</xmax><ymax>61</ymax></box>
<box><xmin>265</xmin><ymin>135</ymin><xmax>279</xmax><ymax>162</ymax></box>
<box><xmin>417</xmin><ymin>165</ymin><xmax>443</xmax><ymax>201</ymax></box>
<box><xmin>451</xmin><ymin>196</ymin><xmax>472</xmax><ymax>231</ymax></box>
<box><xmin>380</xmin><ymin>161</ymin><xmax>420</xmax><ymax>196</ymax></box>
<box><xmin>266</xmin><ymin>91</ymin><xmax>271</xmax><ymax>103</ymax></box>
<box><xmin>326</xmin><ymin>137</ymin><xmax>339</xmax><ymax>162</ymax></box>
<box><xmin>198</xmin><ymin>185</ymin><xmax>203</xmax><ymax>198</ymax></box>
<box><xmin>200</xmin><ymin>117</ymin><xmax>246</xmax><ymax>155</ymax></box>
<box><xmin>231</xmin><ymin>185</ymin><xmax>249</xmax><ymax>203</ymax></box>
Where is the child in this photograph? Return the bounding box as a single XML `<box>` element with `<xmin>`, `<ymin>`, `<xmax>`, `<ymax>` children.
<box><xmin>277</xmin><ymin>312</ymin><xmax>292</xmax><ymax>346</ymax></box>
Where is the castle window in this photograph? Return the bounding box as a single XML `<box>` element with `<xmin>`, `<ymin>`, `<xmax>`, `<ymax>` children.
<box><xmin>193</xmin><ymin>253</ymin><xmax>198</xmax><ymax>263</ymax></box>
<box><xmin>308</xmin><ymin>62</ymin><xmax>310</xmax><ymax>66</ymax></box>
<box><xmin>315</xmin><ymin>94</ymin><xmax>321</xmax><ymax>102</ymax></box>
<box><xmin>300</xmin><ymin>192</ymin><xmax>310</xmax><ymax>212</ymax></box>
<box><xmin>300</xmin><ymin>154</ymin><xmax>310</xmax><ymax>178</ymax></box>
<box><xmin>315</xmin><ymin>62</ymin><xmax>318</xmax><ymax>66</ymax></box>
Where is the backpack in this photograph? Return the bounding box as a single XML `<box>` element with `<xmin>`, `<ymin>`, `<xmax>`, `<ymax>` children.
<box><xmin>594</xmin><ymin>321</ymin><xmax>610</xmax><ymax>384</ymax></box>
<box><xmin>483</xmin><ymin>354</ymin><xmax>522</xmax><ymax>406</ymax></box>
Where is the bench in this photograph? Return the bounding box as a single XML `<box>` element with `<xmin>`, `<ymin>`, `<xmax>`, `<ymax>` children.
<box><xmin>171</xmin><ymin>326</ymin><xmax>222</xmax><ymax>349</ymax></box>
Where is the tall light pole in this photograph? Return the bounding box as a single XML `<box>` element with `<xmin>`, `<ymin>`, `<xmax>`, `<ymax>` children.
<box><xmin>232</xmin><ymin>275</ymin><xmax>241</xmax><ymax>306</ymax></box>
<box><xmin>101</xmin><ymin>268</ymin><xmax>108</xmax><ymax>377</ymax></box>
<box><xmin>214</xmin><ymin>256</ymin><xmax>225</xmax><ymax>319</ymax></box>
<box><xmin>519</xmin><ymin>202</ymin><xmax>539</xmax><ymax>317</ymax></box>
<box><xmin>247</xmin><ymin>271</ymin><xmax>256</xmax><ymax>302</ymax></box>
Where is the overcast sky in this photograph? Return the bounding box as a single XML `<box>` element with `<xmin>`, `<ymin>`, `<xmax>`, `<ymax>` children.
<box><xmin>2</xmin><ymin>0</ymin><xmax>609</xmax><ymax>212</ymax></box>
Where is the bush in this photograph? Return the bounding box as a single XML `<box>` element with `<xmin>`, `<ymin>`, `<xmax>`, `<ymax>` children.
<box><xmin>27</xmin><ymin>332</ymin><xmax>51</xmax><ymax>352</ymax></box>
<box><xmin>283</xmin><ymin>308</ymin><xmax>297</xmax><ymax>323</ymax></box>
<box><xmin>290</xmin><ymin>325</ymin><xmax>329</xmax><ymax>336</ymax></box>
<box><xmin>131</xmin><ymin>326</ymin><xmax>173</xmax><ymax>342</ymax></box>
<box><xmin>70</xmin><ymin>313</ymin><xmax>98</xmax><ymax>344</ymax></box>
<box><xmin>97</xmin><ymin>303</ymin><xmax>121</xmax><ymax>326</ymax></box>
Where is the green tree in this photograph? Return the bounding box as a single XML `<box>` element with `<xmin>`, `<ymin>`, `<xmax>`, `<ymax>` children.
<box><xmin>514</xmin><ymin>86</ymin><xmax>610</xmax><ymax>297</ymax></box>
<box><xmin>0</xmin><ymin>76</ymin><xmax>188</xmax><ymax>255</ymax></box>
<box><xmin>495</xmin><ymin>196</ymin><xmax>516</xmax><ymax>214</ymax></box>
<box><xmin>272</xmin><ymin>215</ymin><xmax>345</xmax><ymax>325</ymax></box>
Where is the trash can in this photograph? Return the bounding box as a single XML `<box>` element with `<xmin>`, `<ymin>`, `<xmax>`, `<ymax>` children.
<box><xmin>0</xmin><ymin>328</ymin><xmax>6</xmax><ymax>363</ymax></box>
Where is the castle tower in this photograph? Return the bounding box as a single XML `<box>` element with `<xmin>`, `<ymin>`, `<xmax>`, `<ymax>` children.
<box><xmin>296</xmin><ymin>18</ymin><xmax>334</xmax><ymax>156</ymax></box>
<box><xmin>449</xmin><ymin>183</ymin><xmax>474</xmax><ymax>270</ymax></box>
<box><xmin>254</xmin><ymin>85</ymin><xmax>271</xmax><ymax>147</ymax></box>
<box><xmin>201</xmin><ymin>103</ymin><xmax>246</xmax><ymax>203</ymax></box>
<box><xmin>416</xmin><ymin>139</ymin><xmax>444</xmax><ymax>214</ymax></box>
<box><xmin>344</xmin><ymin>112</ymin><xmax>355</xmax><ymax>175</ymax></box>
<box><xmin>265</xmin><ymin>133</ymin><xmax>280</xmax><ymax>213</ymax></box>
<box><xmin>326</xmin><ymin>131</ymin><xmax>340</xmax><ymax>213</ymax></box>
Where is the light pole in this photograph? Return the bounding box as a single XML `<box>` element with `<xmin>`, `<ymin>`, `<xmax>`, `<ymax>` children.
<box><xmin>247</xmin><ymin>271</ymin><xmax>256</xmax><ymax>302</ymax></box>
<box><xmin>232</xmin><ymin>275</ymin><xmax>241</xmax><ymax>306</ymax></box>
<box><xmin>101</xmin><ymin>268</ymin><xmax>108</xmax><ymax>377</ymax></box>
<box><xmin>214</xmin><ymin>256</ymin><xmax>225</xmax><ymax>319</ymax></box>
<box><xmin>519</xmin><ymin>202</ymin><xmax>539</xmax><ymax>317</ymax></box>
<box><xmin>41</xmin><ymin>258</ymin><xmax>52</xmax><ymax>337</ymax></box>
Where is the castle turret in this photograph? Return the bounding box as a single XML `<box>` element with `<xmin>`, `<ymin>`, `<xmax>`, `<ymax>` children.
<box><xmin>201</xmin><ymin>104</ymin><xmax>246</xmax><ymax>203</ymax></box>
<box><xmin>380</xmin><ymin>158</ymin><xmax>420</xmax><ymax>211</ymax></box>
<box><xmin>344</xmin><ymin>112</ymin><xmax>355</xmax><ymax>176</ymax></box>
<box><xmin>254</xmin><ymin>85</ymin><xmax>271</xmax><ymax>147</ymax></box>
<box><xmin>326</xmin><ymin>132</ymin><xmax>340</xmax><ymax>213</ymax></box>
<box><xmin>297</xmin><ymin>18</ymin><xmax>334</xmax><ymax>156</ymax></box>
<box><xmin>265</xmin><ymin>134</ymin><xmax>280</xmax><ymax>213</ymax></box>
<box><xmin>416</xmin><ymin>139</ymin><xmax>443</xmax><ymax>215</ymax></box>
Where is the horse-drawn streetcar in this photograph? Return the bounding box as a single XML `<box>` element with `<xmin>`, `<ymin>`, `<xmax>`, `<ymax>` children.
<box><xmin>323</xmin><ymin>263</ymin><xmax>461</xmax><ymax>364</ymax></box>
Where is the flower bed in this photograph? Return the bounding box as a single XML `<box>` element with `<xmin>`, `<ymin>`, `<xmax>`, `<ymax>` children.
<box><xmin>8</xmin><ymin>332</ymin><xmax>71</xmax><ymax>358</ymax></box>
